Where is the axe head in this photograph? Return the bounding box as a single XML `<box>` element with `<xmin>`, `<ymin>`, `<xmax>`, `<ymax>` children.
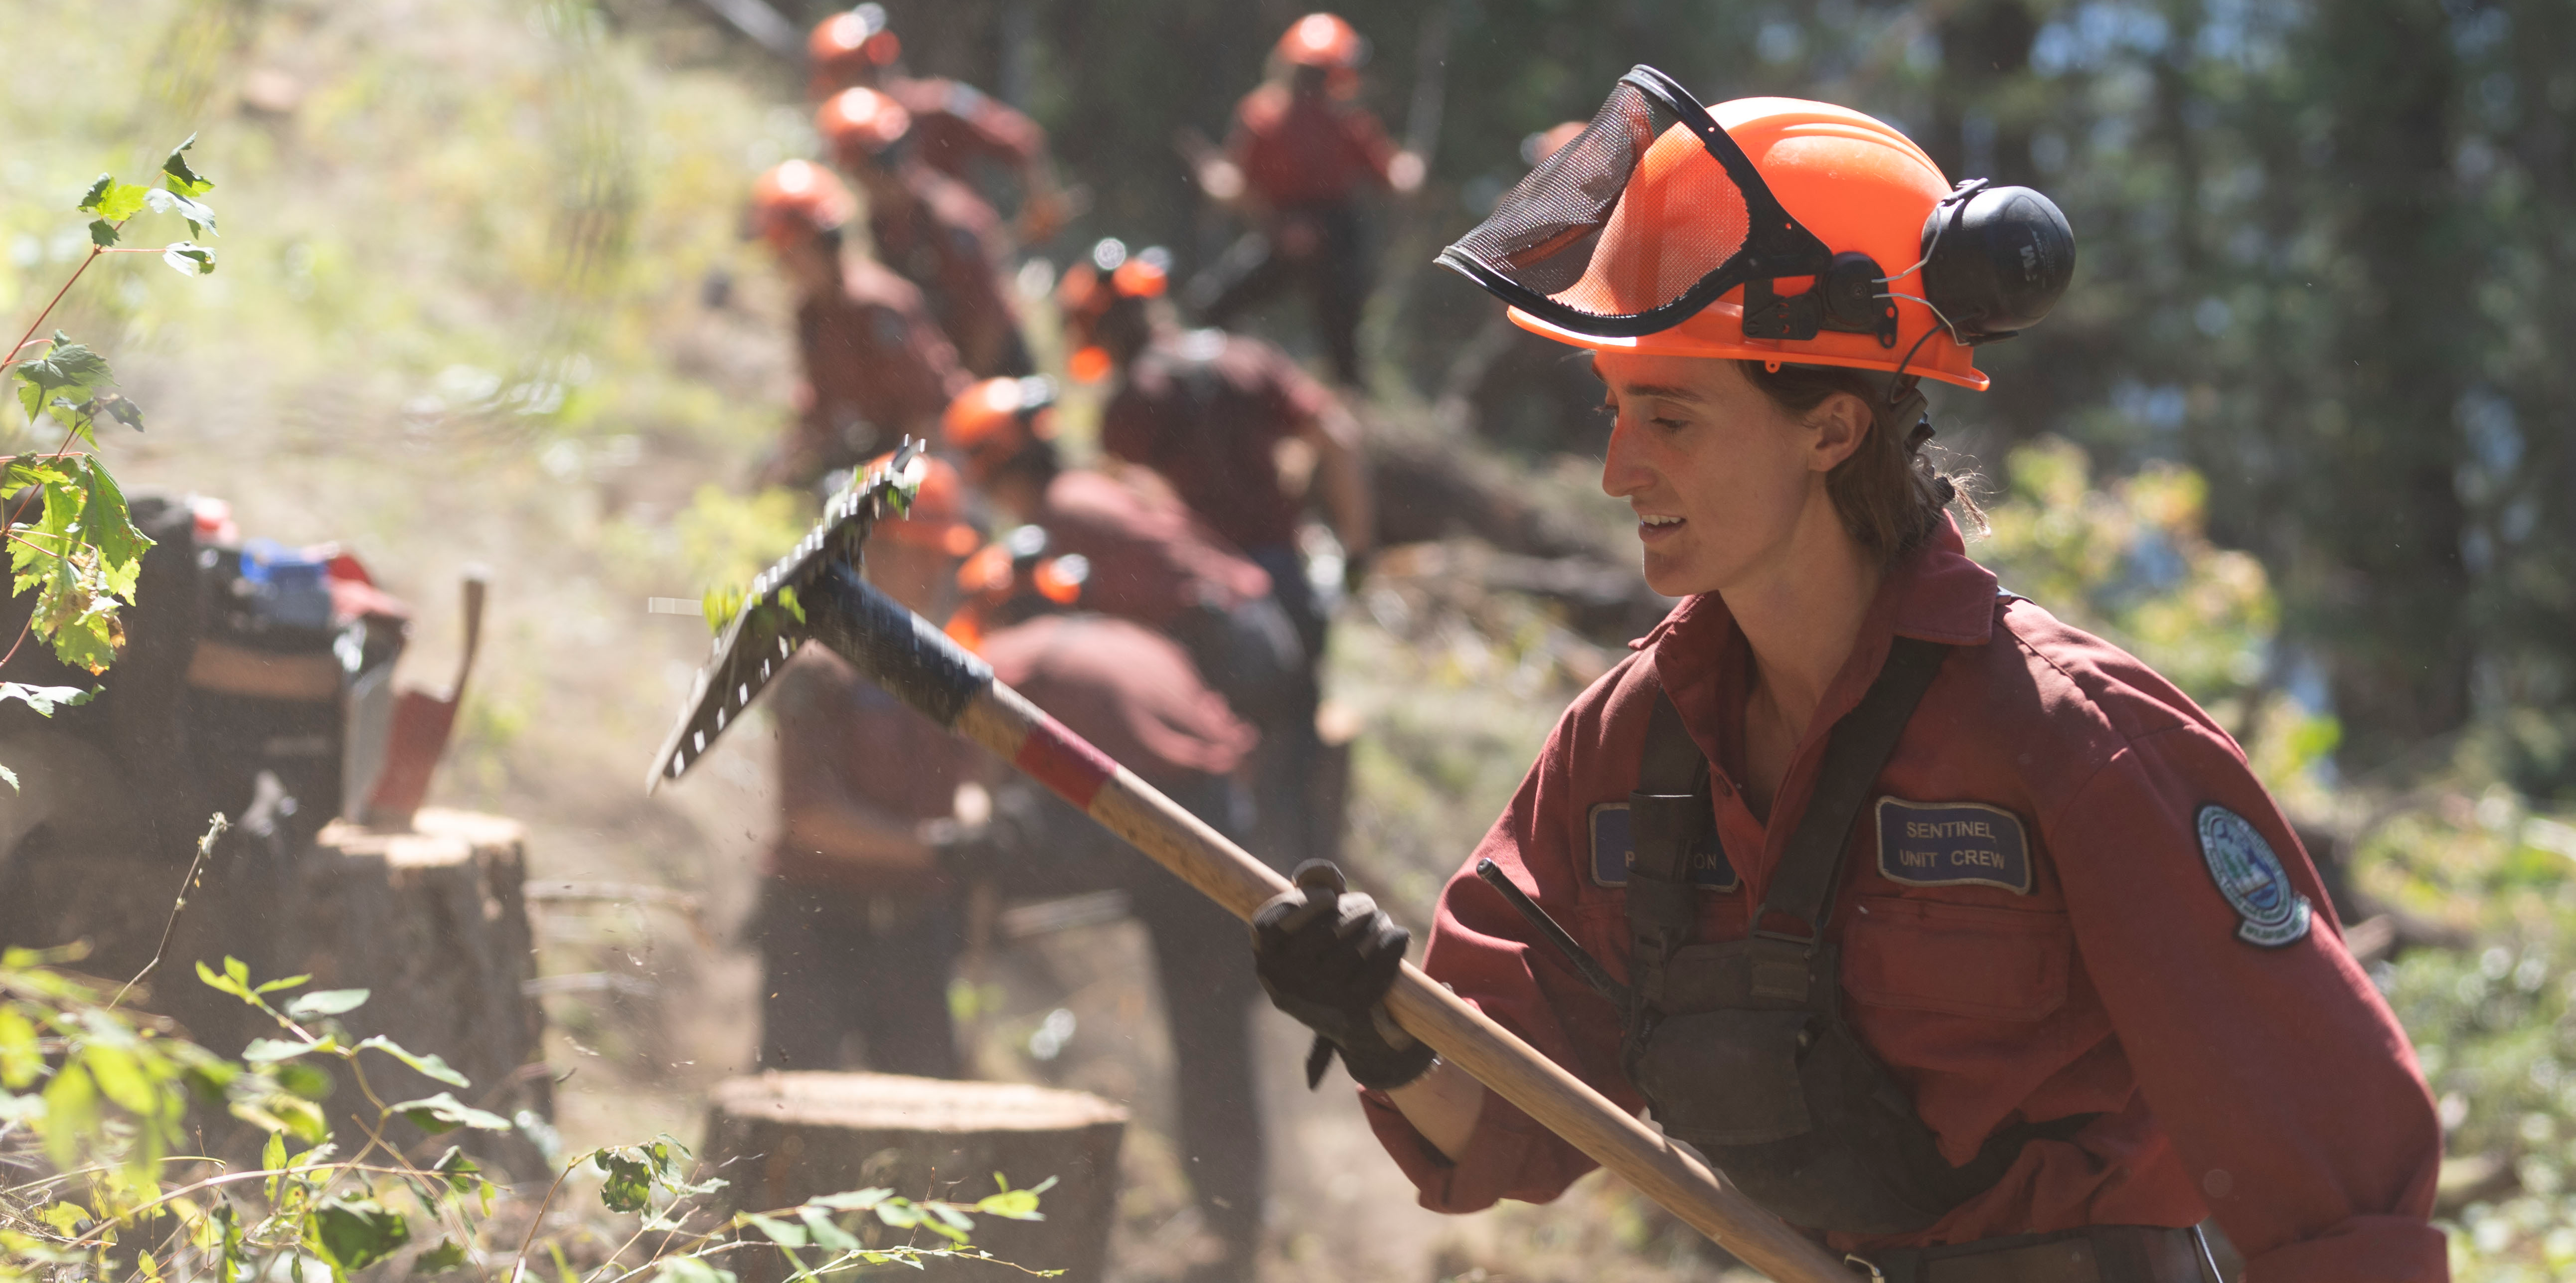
<box><xmin>646</xmin><ymin>441</ymin><xmax>927</xmax><ymax>792</ymax></box>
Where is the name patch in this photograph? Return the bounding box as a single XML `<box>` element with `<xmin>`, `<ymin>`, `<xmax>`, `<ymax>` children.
<box><xmin>1589</xmin><ymin>802</ymin><xmax>1737</xmax><ymax>890</ymax></box>
<box><xmin>1875</xmin><ymin>798</ymin><xmax>2032</xmax><ymax>894</ymax></box>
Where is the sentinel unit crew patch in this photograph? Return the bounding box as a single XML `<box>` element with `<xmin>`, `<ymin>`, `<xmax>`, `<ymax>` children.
<box><xmin>1589</xmin><ymin>802</ymin><xmax>1737</xmax><ymax>890</ymax></box>
<box><xmin>1874</xmin><ymin>798</ymin><xmax>2033</xmax><ymax>893</ymax></box>
<box><xmin>2196</xmin><ymin>803</ymin><xmax>2313</xmax><ymax>948</ymax></box>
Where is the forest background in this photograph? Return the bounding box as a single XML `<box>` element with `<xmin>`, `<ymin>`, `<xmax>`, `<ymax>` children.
<box><xmin>4</xmin><ymin>0</ymin><xmax>2576</xmax><ymax>1279</ymax></box>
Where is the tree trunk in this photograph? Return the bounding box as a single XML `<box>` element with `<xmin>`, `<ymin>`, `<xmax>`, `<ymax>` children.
<box><xmin>702</xmin><ymin>1070</ymin><xmax>1128</xmax><ymax>1283</ymax></box>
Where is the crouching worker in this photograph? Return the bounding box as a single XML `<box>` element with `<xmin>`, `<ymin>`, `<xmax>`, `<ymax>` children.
<box><xmin>952</xmin><ymin>539</ymin><xmax>1272</xmax><ymax>1279</ymax></box>
<box><xmin>1250</xmin><ymin>82</ymin><xmax>2443</xmax><ymax>1282</ymax></box>
<box><xmin>757</xmin><ymin>457</ymin><xmax>987</xmax><ymax>1077</ymax></box>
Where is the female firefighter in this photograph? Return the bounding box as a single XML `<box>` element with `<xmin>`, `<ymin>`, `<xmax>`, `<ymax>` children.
<box><xmin>1247</xmin><ymin>75</ymin><xmax>2445</xmax><ymax>1282</ymax></box>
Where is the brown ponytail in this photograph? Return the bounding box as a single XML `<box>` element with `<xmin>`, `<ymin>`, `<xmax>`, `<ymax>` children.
<box><xmin>1738</xmin><ymin>361</ymin><xmax>1984</xmax><ymax>566</ymax></box>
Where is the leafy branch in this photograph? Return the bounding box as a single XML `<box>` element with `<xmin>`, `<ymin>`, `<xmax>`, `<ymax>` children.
<box><xmin>2</xmin><ymin>135</ymin><xmax>222</xmax><ymax>686</ymax></box>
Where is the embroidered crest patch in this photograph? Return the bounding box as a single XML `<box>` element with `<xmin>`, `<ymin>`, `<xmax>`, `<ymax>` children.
<box><xmin>1874</xmin><ymin>798</ymin><xmax>2033</xmax><ymax>893</ymax></box>
<box><xmin>1589</xmin><ymin>802</ymin><xmax>1737</xmax><ymax>890</ymax></box>
<box><xmin>2196</xmin><ymin>804</ymin><xmax>2311</xmax><ymax>948</ymax></box>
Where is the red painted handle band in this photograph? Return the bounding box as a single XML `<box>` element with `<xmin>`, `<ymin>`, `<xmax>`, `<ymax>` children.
<box><xmin>1012</xmin><ymin>709</ymin><xmax>1120</xmax><ymax>809</ymax></box>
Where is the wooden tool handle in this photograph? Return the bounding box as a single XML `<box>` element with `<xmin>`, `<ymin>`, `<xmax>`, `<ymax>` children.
<box><xmin>805</xmin><ymin>569</ymin><xmax>1849</xmax><ymax>1283</ymax></box>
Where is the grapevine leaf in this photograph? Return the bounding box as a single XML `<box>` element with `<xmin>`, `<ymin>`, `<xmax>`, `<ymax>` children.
<box><xmin>417</xmin><ymin>1241</ymin><xmax>468</xmax><ymax>1274</ymax></box>
<box><xmin>74</xmin><ymin>456</ymin><xmax>153</xmax><ymax>599</ymax></box>
<box><xmin>162</xmin><ymin>242</ymin><xmax>216</xmax><ymax>276</ymax></box>
<box><xmin>94</xmin><ymin>389</ymin><xmax>144</xmax><ymax>431</ymax></box>
<box><xmin>596</xmin><ymin>1150</ymin><xmax>652</xmax><ymax>1212</ymax></box>
<box><xmin>89</xmin><ymin>220</ymin><xmax>120</xmax><ymax>248</ymax></box>
<box><xmin>77</xmin><ymin>176</ymin><xmax>150</xmax><ymax>222</ymax></box>
<box><xmin>282</xmin><ymin>988</ymin><xmax>369</xmax><ymax>1018</ymax></box>
<box><xmin>15</xmin><ymin>333</ymin><xmax>111</xmax><ymax>405</ymax></box>
<box><xmin>161</xmin><ymin>135</ymin><xmax>214</xmax><ymax>198</ymax></box>
<box><xmin>0</xmin><ymin>683</ymin><xmax>96</xmax><ymax>717</ymax></box>
<box><xmin>356</xmin><ymin>1035</ymin><xmax>470</xmax><ymax>1087</ymax></box>
<box><xmin>392</xmin><ymin>1091</ymin><xmax>512</xmax><ymax>1133</ymax></box>
<box><xmin>311</xmin><ymin>1197</ymin><xmax>409</xmax><ymax>1272</ymax></box>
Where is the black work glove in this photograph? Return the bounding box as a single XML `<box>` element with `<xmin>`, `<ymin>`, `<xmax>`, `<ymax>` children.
<box><xmin>1251</xmin><ymin>860</ymin><xmax>1435</xmax><ymax>1090</ymax></box>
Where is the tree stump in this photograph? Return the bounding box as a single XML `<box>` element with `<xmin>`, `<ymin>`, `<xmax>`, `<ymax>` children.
<box><xmin>703</xmin><ymin>1071</ymin><xmax>1128</xmax><ymax>1283</ymax></box>
<box><xmin>281</xmin><ymin>809</ymin><xmax>551</xmax><ymax>1177</ymax></box>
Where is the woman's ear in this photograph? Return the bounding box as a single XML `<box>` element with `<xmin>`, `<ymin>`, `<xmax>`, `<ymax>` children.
<box><xmin>1806</xmin><ymin>390</ymin><xmax>1876</xmax><ymax>473</ymax></box>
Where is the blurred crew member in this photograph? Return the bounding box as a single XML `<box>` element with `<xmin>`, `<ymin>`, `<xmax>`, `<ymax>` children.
<box><xmin>749</xmin><ymin>160</ymin><xmax>967</xmax><ymax>488</ymax></box>
<box><xmin>955</xmin><ymin>545</ymin><xmax>1270</xmax><ymax>1278</ymax></box>
<box><xmin>943</xmin><ymin>376</ymin><xmax>1314</xmax><ymax>870</ymax></box>
<box><xmin>1186</xmin><ymin>12</ymin><xmax>1423</xmax><ymax>387</ymax></box>
<box><xmin>806</xmin><ymin>4</ymin><xmax>1070</xmax><ymax>241</ymax></box>
<box><xmin>817</xmin><ymin>87</ymin><xmax>1033</xmax><ymax>379</ymax></box>
<box><xmin>758</xmin><ymin>456</ymin><xmax>987</xmax><ymax>1077</ymax></box>
<box><xmin>1248</xmin><ymin>81</ymin><xmax>2442</xmax><ymax>1282</ymax></box>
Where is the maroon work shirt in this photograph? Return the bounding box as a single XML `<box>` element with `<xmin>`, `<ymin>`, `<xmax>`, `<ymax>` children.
<box><xmin>1034</xmin><ymin>469</ymin><xmax>1272</xmax><ymax>628</ymax></box>
<box><xmin>1229</xmin><ymin>82</ymin><xmax>1397</xmax><ymax>207</ymax></box>
<box><xmin>768</xmin><ymin>648</ymin><xmax>979</xmax><ymax>894</ymax></box>
<box><xmin>978</xmin><ymin>614</ymin><xmax>1254</xmax><ymax>787</ymax></box>
<box><xmin>790</xmin><ymin>259</ymin><xmax>967</xmax><ymax>484</ymax></box>
<box><xmin>1099</xmin><ymin>331</ymin><xmax>1330</xmax><ymax>552</ymax></box>
<box><xmin>869</xmin><ymin>165</ymin><xmax>1021</xmax><ymax>378</ymax></box>
<box><xmin>886</xmin><ymin>77</ymin><xmax>1044</xmax><ymax>180</ymax></box>
<box><xmin>1366</xmin><ymin>521</ymin><xmax>2443</xmax><ymax>1281</ymax></box>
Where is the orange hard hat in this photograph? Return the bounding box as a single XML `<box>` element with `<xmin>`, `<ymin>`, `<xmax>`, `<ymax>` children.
<box><xmin>1441</xmin><ymin>69</ymin><xmax>2074</xmax><ymax>392</ymax></box>
<box><xmin>942</xmin><ymin>377</ymin><xmax>1057</xmax><ymax>480</ymax></box>
<box><xmin>749</xmin><ymin>160</ymin><xmax>857</xmax><ymax>249</ymax></box>
<box><xmin>807</xmin><ymin>5</ymin><xmax>901</xmax><ymax>99</ymax></box>
<box><xmin>1058</xmin><ymin>238</ymin><xmax>1169</xmax><ymax>374</ymax></box>
<box><xmin>945</xmin><ymin>525</ymin><xmax>1086</xmax><ymax>649</ymax></box>
<box><xmin>817</xmin><ymin>86</ymin><xmax>913</xmax><ymax>162</ymax></box>
<box><xmin>864</xmin><ymin>451</ymin><xmax>981</xmax><ymax>556</ymax></box>
<box><xmin>1277</xmin><ymin>13</ymin><xmax>1364</xmax><ymax>68</ymax></box>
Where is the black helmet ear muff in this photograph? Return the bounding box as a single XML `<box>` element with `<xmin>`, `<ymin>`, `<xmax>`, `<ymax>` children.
<box><xmin>1917</xmin><ymin>179</ymin><xmax>2076</xmax><ymax>340</ymax></box>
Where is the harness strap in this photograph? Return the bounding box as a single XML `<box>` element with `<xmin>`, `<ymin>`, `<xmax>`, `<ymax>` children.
<box><xmin>1756</xmin><ymin>636</ymin><xmax>1949</xmax><ymax>943</ymax></box>
<box><xmin>1625</xmin><ymin>688</ymin><xmax>1712</xmax><ymax>1011</ymax></box>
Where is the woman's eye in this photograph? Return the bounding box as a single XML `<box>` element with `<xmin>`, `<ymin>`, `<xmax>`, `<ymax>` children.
<box><xmin>1651</xmin><ymin>416</ymin><xmax>1689</xmax><ymax>431</ymax></box>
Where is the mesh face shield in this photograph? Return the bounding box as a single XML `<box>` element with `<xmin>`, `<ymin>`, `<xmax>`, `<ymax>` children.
<box><xmin>1438</xmin><ymin>67</ymin><xmax>1842</xmax><ymax>339</ymax></box>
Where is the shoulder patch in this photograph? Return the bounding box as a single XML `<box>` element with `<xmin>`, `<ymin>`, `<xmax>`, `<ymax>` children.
<box><xmin>2196</xmin><ymin>804</ymin><xmax>2312</xmax><ymax>948</ymax></box>
<box><xmin>1875</xmin><ymin>798</ymin><xmax>2032</xmax><ymax>894</ymax></box>
<box><xmin>1589</xmin><ymin>802</ymin><xmax>1736</xmax><ymax>891</ymax></box>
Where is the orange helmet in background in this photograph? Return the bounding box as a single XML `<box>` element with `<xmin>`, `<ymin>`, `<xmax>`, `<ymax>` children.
<box><xmin>817</xmin><ymin>86</ymin><xmax>913</xmax><ymax>164</ymax></box>
<box><xmin>942</xmin><ymin>377</ymin><xmax>1058</xmax><ymax>481</ymax></box>
<box><xmin>1440</xmin><ymin>69</ymin><xmax>2074</xmax><ymax>392</ymax></box>
<box><xmin>1057</xmin><ymin>238</ymin><xmax>1170</xmax><ymax>381</ymax></box>
<box><xmin>1276</xmin><ymin>13</ymin><xmax>1364</xmax><ymax>68</ymax></box>
<box><xmin>864</xmin><ymin>452</ymin><xmax>982</xmax><ymax>556</ymax></box>
<box><xmin>807</xmin><ymin>5</ymin><xmax>900</xmax><ymax>99</ymax></box>
<box><xmin>946</xmin><ymin>525</ymin><xmax>1088</xmax><ymax>651</ymax></box>
<box><xmin>750</xmin><ymin>160</ymin><xmax>857</xmax><ymax>249</ymax></box>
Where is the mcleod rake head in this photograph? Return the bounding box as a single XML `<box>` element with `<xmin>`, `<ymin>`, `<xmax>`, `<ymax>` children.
<box><xmin>645</xmin><ymin>441</ymin><xmax>925</xmax><ymax>792</ymax></box>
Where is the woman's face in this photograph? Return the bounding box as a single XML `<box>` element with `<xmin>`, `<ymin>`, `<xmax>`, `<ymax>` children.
<box><xmin>1595</xmin><ymin>352</ymin><xmax>1865</xmax><ymax>599</ymax></box>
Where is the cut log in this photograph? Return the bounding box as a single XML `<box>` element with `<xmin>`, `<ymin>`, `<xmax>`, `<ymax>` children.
<box><xmin>280</xmin><ymin>809</ymin><xmax>551</xmax><ymax>1176</ymax></box>
<box><xmin>703</xmin><ymin>1071</ymin><xmax>1128</xmax><ymax>1283</ymax></box>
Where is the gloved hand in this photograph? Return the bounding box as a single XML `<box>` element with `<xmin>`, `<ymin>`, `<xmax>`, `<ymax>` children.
<box><xmin>1251</xmin><ymin>859</ymin><xmax>1435</xmax><ymax>1090</ymax></box>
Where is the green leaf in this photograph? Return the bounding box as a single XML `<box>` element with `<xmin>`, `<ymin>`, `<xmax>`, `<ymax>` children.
<box><xmin>74</xmin><ymin>455</ymin><xmax>152</xmax><ymax>601</ymax></box>
<box><xmin>391</xmin><ymin>1091</ymin><xmax>511</xmax><ymax>1133</ymax></box>
<box><xmin>89</xmin><ymin>220</ymin><xmax>120</xmax><ymax>248</ymax></box>
<box><xmin>803</xmin><ymin>1188</ymin><xmax>891</xmax><ymax>1212</ymax></box>
<box><xmin>596</xmin><ymin>1150</ymin><xmax>652</xmax><ymax>1212</ymax></box>
<box><xmin>871</xmin><ymin>1199</ymin><xmax>920</xmax><ymax>1230</ymax></box>
<box><xmin>161</xmin><ymin>135</ymin><xmax>214</xmax><ymax>198</ymax></box>
<box><xmin>355</xmin><ymin>1035</ymin><xmax>470</xmax><ymax>1087</ymax></box>
<box><xmin>283</xmin><ymin>988</ymin><xmax>369</xmax><ymax>1018</ymax></box>
<box><xmin>15</xmin><ymin>332</ymin><xmax>111</xmax><ymax>404</ymax></box>
<box><xmin>77</xmin><ymin>175</ymin><xmax>150</xmax><ymax>221</ymax></box>
<box><xmin>0</xmin><ymin>683</ymin><xmax>96</xmax><ymax>717</ymax></box>
<box><xmin>743</xmin><ymin>1213</ymin><xmax>807</xmax><ymax>1247</ymax></box>
<box><xmin>653</xmin><ymin>1257</ymin><xmax>735</xmax><ymax>1283</ymax></box>
<box><xmin>37</xmin><ymin>1201</ymin><xmax>89</xmax><ymax>1235</ymax></box>
<box><xmin>431</xmin><ymin>1145</ymin><xmax>483</xmax><ymax>1193</ymax></box>
<box><xmin>273</xmin><ymin>1060</ymin><xmax>333</xmax><ymax>1101</ymax></box>
<box><xmin>144</xmin><ymin>187</ymin><xmax>217</xmax><ymax>238</ymax></box>
<box><xmin>311</xmin><ymin>1197</ymin><xmax>409</xmax><ymax>1272</ymax></box>
<box><xmin>253</xmin><ymin>972</ymin><xmax>311</xmax><ymax>994</ymax></box>
<box><xmin>94</xmin><ymin>389</ymin><xmax>144</xmax><ymax>432</ymax></box>
<box><xmin>162</xmin><ymin>242</ymin><xmax>216</xmax><ymax>276</ymax></box>
<box><xmin>241</xmin><ymin>1037</ymin><xmax>318</xmax><ymax>1064</ymax></box>
<box><xmin>793</xmin><ymin>1206</ymin><xmax>860</xmax><ymax>1252</ymax></box>
<box><xmin>416</xmin><ymin>1240</ymin><xmax>468</xmax><ymax>1274</ymax></box>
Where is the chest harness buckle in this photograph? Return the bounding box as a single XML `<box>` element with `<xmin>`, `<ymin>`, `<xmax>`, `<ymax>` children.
<box><xmin>1613</xmin><ymin>637</ymin><xmax>2093</xmax><ymax>1234</ymax></box>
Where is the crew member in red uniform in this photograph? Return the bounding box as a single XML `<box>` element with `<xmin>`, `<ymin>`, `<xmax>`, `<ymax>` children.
<box><xmin>1187</xmin><ymin>12</ymin><xmax>1424</xmax><ymax>387</ymax></box>
<box><xmin>1249</xmin><ymin>82</ymin><xmax>2443</xmax><ymax>1282</ymax></box>
<box><xmin>943</xmin><ymin>375</ymin><xmax>1313</xmax><ymax>872</ymax></box>
<box><xmin>749</xmin><ymin>160</ymin><xmax>967</xmax><ymax>488</ymax></box>
<box><xmin>759</xmin><ymin>457</ymin><xmax>987</xmax><ymax>1077</ymax></box>
<box><xmin>805</xmin><ymin>4</ymin><xmax>1069</xmax><ymax>242</ymax></box>
<box><xmin>817</xmin><ymin>87</ymin><xmax>1033</xmax><ymax>379</ymax></box>
<box><xmin>958</xmin><ymin>547</ymin><xmax>1271</xmax><ymax>1279</ymax></box>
